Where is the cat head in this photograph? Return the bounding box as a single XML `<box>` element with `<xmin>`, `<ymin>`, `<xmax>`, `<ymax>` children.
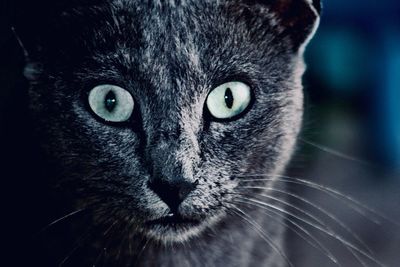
<box><xmin>20</xmin><ymin>0</ymin><xmax>320</xmax><ymax>243</ymax></box>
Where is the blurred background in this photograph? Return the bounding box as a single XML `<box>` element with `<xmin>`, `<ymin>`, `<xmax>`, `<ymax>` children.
<box><xmin>304</xmin><ymin>0</ymin><xmax>400</xmax><ymax>169</ymax></box>
<box><xmin>288</xmin><ymin>0</ymin><xmax>400</xmax><ymax>266</ymax></box>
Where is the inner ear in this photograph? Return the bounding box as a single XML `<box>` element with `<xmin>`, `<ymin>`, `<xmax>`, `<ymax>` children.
<box><xmin>242</xmin><ymin>0</ymin><xmax>321</xmax><ymax>51</ymax></box>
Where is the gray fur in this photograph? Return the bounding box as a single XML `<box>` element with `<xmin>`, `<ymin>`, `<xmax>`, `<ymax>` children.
<box><xmin>25</xmin><ymin>0</ymin><xmax>320</xmax><ymax>266</ymax></box>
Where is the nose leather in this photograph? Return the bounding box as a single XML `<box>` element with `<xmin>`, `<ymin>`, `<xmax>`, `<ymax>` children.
<box><xmin>148</xmin><ymin>177</ymin><xmax>198</xmax><ymax>213</ymax></box>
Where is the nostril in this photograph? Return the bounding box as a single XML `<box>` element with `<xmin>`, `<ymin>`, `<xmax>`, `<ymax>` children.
<box><xmin>178</xmin><ymin>181</ymin><xmax>196</xmax><ymax>200</ymax></box>
<box><xmin>148</xmin><ymin>178</ymin><xmax>198</xmax><ymax>213</ymax></box>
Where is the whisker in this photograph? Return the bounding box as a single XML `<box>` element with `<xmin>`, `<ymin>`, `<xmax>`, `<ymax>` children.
<box><xmin>11</xmin><ymin>26</ymin><xmax>30</xmax><ymax>60</ymax></box>
<box><xmin>59</xmin><ymin>228</ymin><xmax>94</xmax><ymax>267</ymax></box>
<box><xmin>234</xmin><ymin>196</ymin><xmax>386</xmax><ymax>267</ymax></box>
<box><xmin>227</xmin><ymin>200</ymin><xmax>340</xmax><ymax>265</ymax></box>
<box><xmin>115</xmin><ymin>233</ymin><xmax>127</xmax><ymax>264</ymax></box>
<box><xmin>237</xmin><ymin>174</ymin><xmax>397</xmax><ymax>226</ymax></box>
<box><xmin>92</xmin><ymin>215</ymin><xmax>122</xmax><ymax>267</ymax></box>
<box><xmin>56</xmin><ymin>203</ymin><xmax>120</xmax><ymax>267</ymax></box>
<box><xmin>230</xmin><ymin>206</ymin><xmax>294</xmax><ymax>267</ymax></box>
<box><xmin>299</xmin><ymin>138</ymin><xmax>371</xmax><ymax>166</ymax></box>
<box><xmin>240</xmin><ymin>186</ymin><xmax>375</xmax><ymax>256</ymax></box>
<box><xmin>115</xmin><ymin>220</ymin><xmax>132</xmax><ymax>263</ymax></box>
<box><xmin>134</xmin><ymin>238</ymin><xmax>151</xmax><ymax>266</ymax></box>
<box><xmin>34</xmin><ymin>198</ymin><xmax>115</xmax><ymax>238</ymax></box>
<box><xmin>103</xmin><ymin>220</ymin><xmax>119</xmax><ymax>236</ymax></box>
<box><xmin>35</xmin><ymin>208</ymin><xmax>87</xmax><ymax>237</ymax></box>
<box><xmin>234</xmin><ymin>191</ymin><xmax>330</xmax><ymax>230</ymax></box>
<box><xmin>232</xmin><ymin>198</ymin><xmax>369</xmax><ymax>267</ymax></box>
<box><xmin>92</xmin><ymin>247</ymin><xmax>107</xmax><ymax>267</ymax></box>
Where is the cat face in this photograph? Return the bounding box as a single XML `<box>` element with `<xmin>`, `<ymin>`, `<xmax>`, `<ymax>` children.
<box><xmin>25</xmin><ymin>0</ymin><xmax>319</xmax><ymax>243</ymax></box>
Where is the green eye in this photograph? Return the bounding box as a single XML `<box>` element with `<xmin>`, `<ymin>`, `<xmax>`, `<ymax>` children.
<box><xmin>88</xmin><ymin>84</ymin><xmax>134</xmax><ymax>122</ymax></box>
<box><xmin>206</xmin><ymin>81</ymin><xmax>252</xmax><ymax>120</ymax></box>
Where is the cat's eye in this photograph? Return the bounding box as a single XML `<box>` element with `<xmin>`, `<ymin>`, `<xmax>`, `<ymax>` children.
<box><xmin>88</xmin><ymin>84</ymin><xmax>134</xmax><ymax>122</ymax></box>
<box><xmin>206</xmin><ymin>81</ymin><xmax>252</xmax><ymax>120</ymax></box>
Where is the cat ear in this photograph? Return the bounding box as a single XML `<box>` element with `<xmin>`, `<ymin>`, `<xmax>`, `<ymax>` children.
<box><xmin>242</xmin><ymin>0</ymin><xmax>321</xmax><ymax>51</ymax></box>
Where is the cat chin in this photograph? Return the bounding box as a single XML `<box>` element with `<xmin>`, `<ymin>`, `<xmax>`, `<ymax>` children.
<box><xmin>143</xmin><ymin>211</ymin><xmax>225</xmax><ymax>244</ymax></box>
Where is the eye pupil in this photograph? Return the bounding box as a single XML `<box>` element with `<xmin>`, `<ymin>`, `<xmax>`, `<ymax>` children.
<box><xmin>206</xmin><ymin>81</ymin><xmax>251</xmax><ymax>120</ymax></box>
<box><xmin>105</xmin><ymin>91</ymin><xmax>117</xmax><ymax>112</ymax></box>
<box><xmin>224</xmin><ymin>87</ymin><xmax>234</xmax><ymax>109</ymax></box>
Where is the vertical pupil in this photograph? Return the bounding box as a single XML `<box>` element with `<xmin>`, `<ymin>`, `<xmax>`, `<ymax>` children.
<box><xmin>224</xmin><ymin>87</ymin><xmax>234</xmax><ymax>109</ymax></box>
<box><xmin>105</xmin><ymin>91</ymin><xmax>117</xmax><ymax>112</ymax></box>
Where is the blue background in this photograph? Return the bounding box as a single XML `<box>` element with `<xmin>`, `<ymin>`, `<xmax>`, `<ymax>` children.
<box><xmin>304</xmin><ymin>0</ymin><xmax>400</xmax><ymax>169</ymax></box>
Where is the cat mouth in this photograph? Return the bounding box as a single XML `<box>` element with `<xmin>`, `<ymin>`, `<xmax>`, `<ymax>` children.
<box><xmin>145</xmin><ymin>213</ymin><xmax>201</xmax><ymax>228</ymax></box>
<box><xmin>143</xmin><ymin>212</ymin><xmax>222</xmax><ymax>242</ymax></box>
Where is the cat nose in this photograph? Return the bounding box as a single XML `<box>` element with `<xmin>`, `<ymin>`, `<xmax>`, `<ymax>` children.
<box><xmin>148</xmin><ymin>177</ymin><xmax>198</xmax><ymax>213</ymax></box>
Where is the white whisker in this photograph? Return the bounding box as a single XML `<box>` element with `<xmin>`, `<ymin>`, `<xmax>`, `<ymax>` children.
<box><xmin>234</xmin><ymin>196</ymin><xmax>386</xmax><ymax>267</ymax></box>
<box><xmin>36</xmin><ymin>208</ymin><xmax>87</xmax><ymax>237</ymax></box>
<box><xmin>299</xmin><ymin>138</ymin><xmax>371</xmax><ymax>166</ymax></box>
<box><xmin>234</xmin><ymin>191</ymin><xmax>329</xmax><ymax>231</ymax></box>
<box><xmin>228</xmin><ymin>199</ymin><xmax>340</xmax><ymax>265</ymax></box>
<box><xmin>237</xmin><ymin>174</ymin><xmax>399</xmax><ymax>226</ymax></box>
<box><xmin>230</xmin><ymin>206</ymin><xmax>294</xmax><ymax>267</ymax></box>
<box><xmin>240</xmin><ymin>186</ymin><xmax>375</xmax><ymax>256</ymax></box>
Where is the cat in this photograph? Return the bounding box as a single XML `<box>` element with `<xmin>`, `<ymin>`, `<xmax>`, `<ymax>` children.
<box><xmin>7</xmin><ymin>0</ymin><xmax>321</xmax><ymax>266</ymax></box>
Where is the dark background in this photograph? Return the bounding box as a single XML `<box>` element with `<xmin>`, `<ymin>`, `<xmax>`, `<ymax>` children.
<box><xmin>1</xmin><ymin>0</ymin><xmax>400</xmax><ymax>266</ymax></box>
